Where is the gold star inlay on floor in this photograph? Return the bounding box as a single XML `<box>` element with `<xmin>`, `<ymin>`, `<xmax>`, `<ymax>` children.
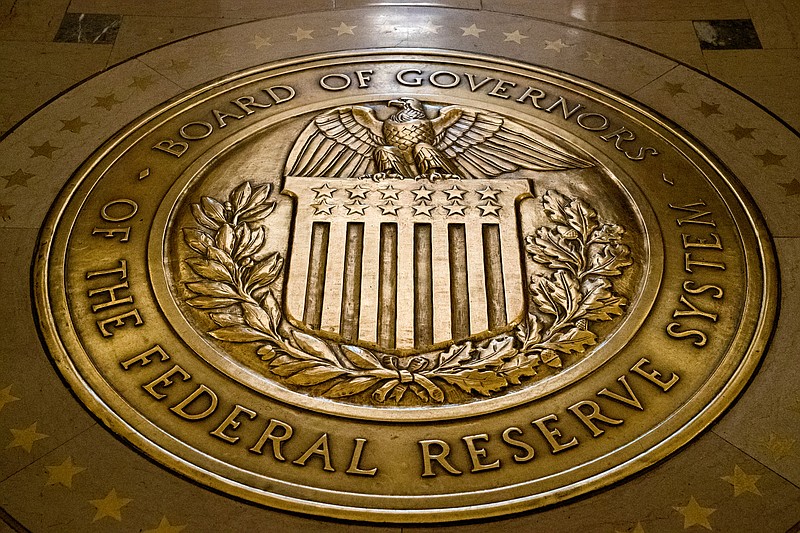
<box><xmin>2</xmin><ymin>169</ymin><xmax>34</xmax><ymax>188</ymax></box>
<box><xmin>332</xmin><ymin>22</ymin><xmax>356</xmax><ymax>36</ymax></box>
<box><xmin>460</xmin><ymin>24</ymin><xmax>485</xmax><ymax>38</ymax></box>
<box><xmin>289</xmin><ymin>27</ymin><xmax>314</xmax><ymax>41</ymax></box>
<box><xmin>503</xmin><ymin>30</ymin><xmax>528</xmax><ymax>44</ymax></box>
<box><xmin>662</xmin><ymin>81</ymin><xmax>688</xmax><ymax>97</ymax></box>
<box><xmin>165</xmin><ymin>59</ymin><xmax>191</xmax><ymax>74</ymax></box>
<box><xmin>93</xmin><ymin>93</ymin><xmax>122</xmax><ymax>111</ymax></box>
<box><xmin>29</xmin><ymin>140</ymin><xmax>59</xmax><ymax>159</ymax></box>
<box><xmin>584</xmin><ymin>50</ymin><xmax>609</xmax><ymax>64</ymax></box>
<box><xmin>420</xmin><ymin>21</ymin><xmax>442</xmax><ymax>34</ymax></box>
<box><xmin>760</xmin><ymin>432</ymin><xmax>796</xmax><ymax>460</ymax></box>
<box><xmin>45</xmin><ymin>456</ymin><xmax>87</xmax><ymax>488</ymax></box>
<box><xmin>6</xmin><ymin>422</ymin><xmax>48</xmax><ymax>453</ymax></box>
<box><xmin>754</xmin><ymin>149</ymin><xmax>787</xmax><ymax>167</ymax></box>
<box><xmin>89</xmin><ymin>488</ymin><xmax>132</xmax><ymax>522</ymax></box>
<box><xmin>249</xmin><ymin>35</ymin><xmax>272</xmax><ymax>49</ymax></box>
<box><xmin>721</xmin><ymin>464</ymin><xmax>761</xmax><ymax>497</ymax></box>
<box><xmin>0</xmin><ymin>384</ymin><xmax>19</xmax><ymax>412</ymax></box>
<box><xmin>726</xmin><ymin>124</ymin><xmax>756</xmax><ymax>141</ymax></box>
<box><xmin>60</xmin><ymin>116</ymin><xmax>90</xmax><ymax>134</ymax></box>
<box><xmin>543</xmin><ymin>38</ymin><xmax>572</xmax><ymax>52</ymax></box>
<box><xmin>674</xmin><ymin>496</ymin><xmax>716</xmax><ymax>530</ymax></box>
<box><xmin>143</xmin><ymin>516</ymin><xmax>187</xmax><ymax>533</ymax></box>
<box><xmin>129</xmin><ymin>75</ymin><xmax>155</xmax><ymax>91</ymax></box>
<box><xmin>694</xmin><ymin>101</ymin><xmax>722</xmax><ymax>118</ymax></box>
<box><xmin>779</xmin><ymin>179</ymin><xmax>800</xmax><ymax>196</ymax></box>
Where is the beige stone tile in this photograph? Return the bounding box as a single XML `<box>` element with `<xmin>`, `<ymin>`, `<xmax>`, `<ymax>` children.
<box><xmin>135</xmin><ymin>9</ymin><xmax>675</xmax><ymax>103</ymax></box>
<box><xmin>109</xmin><ymin>15</ymin><xmax>248</xmax><ymax>65</ymax></box>
<box><xmin>714</xmin><ymin>237</ymin><xmax>800</xmax><ymax>487</ymax></box>
<box><xmin>746</xmin><ymin>0</ymin><xmax>799</xmax><ymax>49</ymax></box>
<box><xmin>0</xmin><ymin>228</ymin><xmax>98</xmax><ymax>481</ymax></box>
<box><xmin>576</xmin><ymin>20</ymin><xmax>708</xmax><ymax>71</ymax></box>
<box><xmin>0</xmin><ymin>58</ymin><xmax>183</xmax><ymax>230</ymax></box>
<box><xmin>704</xmin><ymin>48</ymin><xmax>800</xmax><ymax>79</ymax></box>
<box><xmin>410</xmin><ymin>432</ymin><xmax>800</xmax><ymax>532</ymax></box>
<box><xmin>704</xmin><ymin>49</ymin><xmax>800</xmax><ymax>129</ymax></box>
<box><xmin>0</xmin><ymin>423</ymin><xmax>402</xmax><ymax>532</ymax></box>
<box><xmin>0</xmin><ymin>42</ymin><xmax>111</xmax><ymax>136</ymax></box>
<box><xmin>729</xmin><ymin>81</ymin><xmax>800</xmax><ymax>132</ymax></box>
<box><xmin>0</xmin><ymin>0</ymin><xmax>70</xmax><ymax>42</ymax></box>
<box><xmin>785</xmin><ymin>3</ymin><xmax>800</xmax><ymax>48</ymax></box>
<box><xmin>68</xmin><ymin>0</ymin><xmax>334</xmax><ymax>19</ymax></box>
<box><xmin>483</xmin><ymin>0</ymin><xmax>750</xmax><ymax>23</ymax></box>
<box><xmin>632</xmin><ymin>65</ymin><xmax>800</xmax><ymax>237</ymax></box>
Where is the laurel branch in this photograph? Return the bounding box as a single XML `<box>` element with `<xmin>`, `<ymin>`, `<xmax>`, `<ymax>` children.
<box><xmin>182</xmin><ymin>183</ymin><xmax>632</xmax><ymax>404</ymax></box>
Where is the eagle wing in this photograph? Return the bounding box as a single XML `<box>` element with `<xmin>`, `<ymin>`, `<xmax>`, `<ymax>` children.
<box><xmin>431</xmin><ymin>106</ymin><xmax>593</xmax><ymax>178</ymax></box>
<box><xmin>286</xmin><ymin>106</ymin><xmax>384</xmax><ymax>177</ymax></box>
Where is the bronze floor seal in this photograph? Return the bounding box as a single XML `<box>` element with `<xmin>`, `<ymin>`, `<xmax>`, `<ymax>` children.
<box><xmin>34</xmin><ymin>50</ymin><xmax>777</xmax><ymax>522</ymax></box>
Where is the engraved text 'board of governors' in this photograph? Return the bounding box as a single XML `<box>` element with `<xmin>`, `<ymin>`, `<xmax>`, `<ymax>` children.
<box><xmin>34</xmin><ymin>50</ymin><xmax>777</xmax><ymax>522</ymax></box>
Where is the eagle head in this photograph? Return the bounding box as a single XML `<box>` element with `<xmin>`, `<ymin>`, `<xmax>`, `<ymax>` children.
<box><xmin>388</xmin><ymin>97</ymin><xmax>426</xmax><ymax>122</ymax></box>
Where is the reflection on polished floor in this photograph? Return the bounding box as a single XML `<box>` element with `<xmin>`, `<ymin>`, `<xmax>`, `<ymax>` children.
<box><xmin>1</xmin><ymin>1</ymin><xmax>799</xmax><ymax>531</ymax></box>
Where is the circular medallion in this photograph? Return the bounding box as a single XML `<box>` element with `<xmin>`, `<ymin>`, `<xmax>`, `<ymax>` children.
<box><xmin>34</xmin><ymin>50</ymin><xmax>776</xmax><ymax>522</ymax></box>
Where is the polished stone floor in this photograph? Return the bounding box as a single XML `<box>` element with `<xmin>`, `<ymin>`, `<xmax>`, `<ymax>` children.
<box><xmin>1</xmin><ymin>1</ymin><xmax>799</xmax><ymax>531</ymax></box>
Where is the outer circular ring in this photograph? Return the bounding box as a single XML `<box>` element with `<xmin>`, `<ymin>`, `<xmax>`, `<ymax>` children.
<box><xmin>33</xmin><ymin>48</ymin><xmax>778</xmax><ymax>522</ymax></box>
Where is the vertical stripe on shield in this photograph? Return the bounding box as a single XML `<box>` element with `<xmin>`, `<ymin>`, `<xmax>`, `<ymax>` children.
<box><xmin>482</xmin><ymin>223</ymin><xmax>507</xmax><ymax>329</ymax></box>
<box><xmin>448</xmin><ymin>223</ymin><xmax>470</xmax><ymax>340</ymax></box>
<box><xmin>377</xmin><ymin>223</ymin><xmax>398</xmax><ymax>349</ymax></box>
<box><xmin>340</xmin><ymin>222</ymin><xmax>364</xmax><ymax>341</ymax></box>
<box><xmin>414</xmin><ymin>223</ymin><xmax>434</xmax><ymax>348</ymax></box>
<box><xmin>303</xmin><ymin>221</ymin><xmax>329</xmax><ymax>329</ymax></box>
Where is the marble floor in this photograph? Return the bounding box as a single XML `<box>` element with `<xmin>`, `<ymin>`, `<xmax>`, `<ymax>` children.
<box><xmin>0</xmin><ymin>1</ymin><xmax>799</xmax><ymax>532</ymax></box>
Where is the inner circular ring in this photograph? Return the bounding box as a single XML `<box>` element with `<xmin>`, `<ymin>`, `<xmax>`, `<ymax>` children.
<box><xmin>147</xmin><ymin>93</ymin><xmax>664</xmax><ymax>423</ymax></box>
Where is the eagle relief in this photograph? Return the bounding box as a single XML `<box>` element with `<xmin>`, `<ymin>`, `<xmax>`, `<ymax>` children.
<box><xmin>180</xmin><ymin>97</ymin><xmax>634</xmax><ymax>404</ymax></box>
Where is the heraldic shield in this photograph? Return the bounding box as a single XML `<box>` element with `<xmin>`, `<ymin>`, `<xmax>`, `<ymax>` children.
<box><xmin>281</xmin><ymin>98</ymin><xmax>593</xmax><ymax>355</ymax></box>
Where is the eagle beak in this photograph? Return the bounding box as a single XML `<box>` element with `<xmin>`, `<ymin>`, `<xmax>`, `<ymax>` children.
<box><xmin>388</xmin><ymin>99</ymin><xmax>404</xmax><ymax>108</ymax></box>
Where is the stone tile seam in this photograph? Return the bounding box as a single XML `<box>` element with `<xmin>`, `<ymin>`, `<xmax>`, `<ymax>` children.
<box><xmin>0</xmin><ymin>421</ymin><xmax>97</xmax><ymax>485</ymax></box>
<box><xmin>711</xmin><ymin>427</ymin><xmax>800</xmax><ymax>491</ymax></box>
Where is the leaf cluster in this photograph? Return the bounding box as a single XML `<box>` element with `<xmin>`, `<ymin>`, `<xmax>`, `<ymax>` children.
<box><xmin>525</xmin><ymin>190</ymin><xmax>632</xmax><ymax>280</ymax></box>
<box><xmin>517</xmin><ymin>190</ymin><xmax>634</xmax><ymax>367</ymax></box>
<box><xmin>183</xmin><ymin>181</ymin><xmax>282</xmax><ymax>311</ymax></box>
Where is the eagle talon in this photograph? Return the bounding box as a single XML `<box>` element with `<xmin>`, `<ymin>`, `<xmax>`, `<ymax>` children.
<box><xmin>367</xmin><ymin>171</ymin><xmax>404</xmax><ymax>181</ymax></box>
